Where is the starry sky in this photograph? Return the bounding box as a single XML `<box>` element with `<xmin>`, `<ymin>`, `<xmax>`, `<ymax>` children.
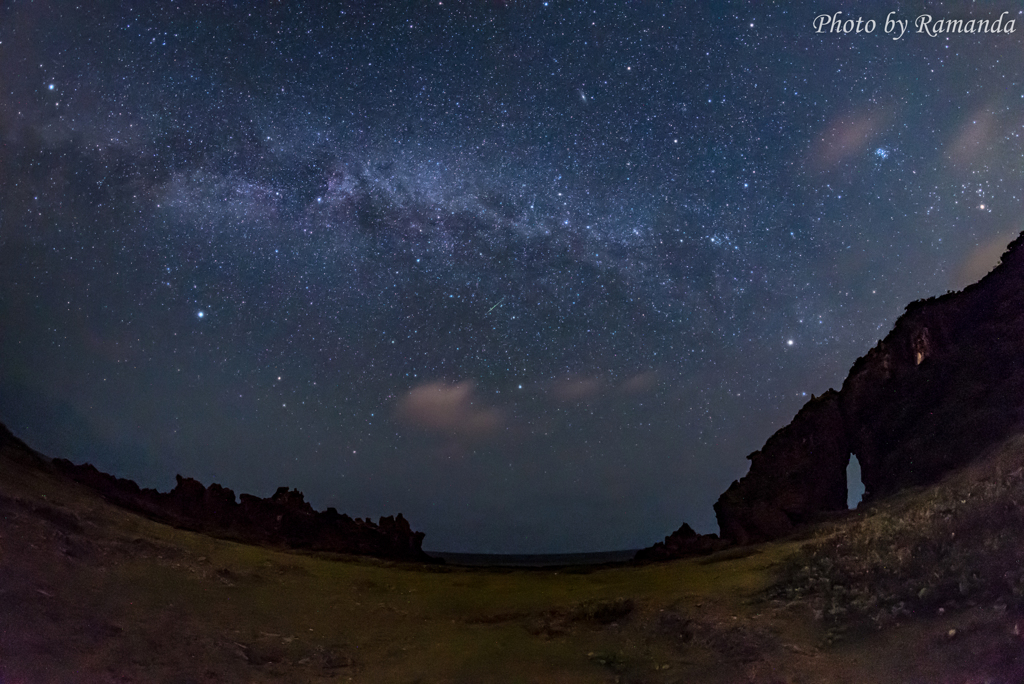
<box><xmin>1</xmin><ymin>1</ymin><xmax>1022</xmax><ymax>553</ymax></box>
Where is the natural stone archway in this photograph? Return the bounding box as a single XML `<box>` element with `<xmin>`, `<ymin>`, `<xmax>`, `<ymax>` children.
<box><xmin>713</xmin><ymin>232</ymin><xmax>1024</xmax><ymax>546</ymax></box>
<box><xmin>640</xmin><ymin>233</ymin><xmax>1024</xmax><ymax>560</ymax></box>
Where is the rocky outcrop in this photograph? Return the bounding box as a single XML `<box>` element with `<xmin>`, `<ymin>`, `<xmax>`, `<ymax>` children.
<box><xmin>714</xmin><ymin>231</ymin><xmax>1024</xmax><ymax>545</ymax></box>
<box><xmin>633</xmin><ymin>523</ymin><xmax>729</xmax><ymax>562</ymax></box>
<box><xmin>637</xmin><ymin>231</ymin><xmax>1024</xmax><ymax>559</ymax></box>
<box><xmin>715</xmin><ymin>390</ymin><xmax>850</xmax><ymax>544</ymax></box>
<box><xmin>0</xmin><ymin>423</ymin><xmax>433</xmax><ymax>562</ymax></box>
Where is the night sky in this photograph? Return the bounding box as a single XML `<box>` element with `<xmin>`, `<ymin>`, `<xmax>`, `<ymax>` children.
<box><xmin>1</xmin><ymin>1</ymin><xmax>1021</xmax><ymax>553</ymax></box>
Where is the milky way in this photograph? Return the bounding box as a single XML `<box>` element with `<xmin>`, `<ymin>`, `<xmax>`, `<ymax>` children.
<box><xmin>1</xmin><ymin>1</ymin><xmax>1022</xmax><ymax>552</ymax></box>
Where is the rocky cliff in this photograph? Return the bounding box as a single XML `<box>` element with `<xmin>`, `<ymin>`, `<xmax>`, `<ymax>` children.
<box><xmin>640</xmin><ymin>231</ymin><xmax>1024</xmax><ymax>558</ymax></box>
<box><xmin>714</xmin><ymin>231</ymin><xmax>1024</xmax><ymax>545</ymax></box>
<box><xmin>0</xmin><ymin>422</ymin><xmax>434</xmax><ymax>562</ymax></box>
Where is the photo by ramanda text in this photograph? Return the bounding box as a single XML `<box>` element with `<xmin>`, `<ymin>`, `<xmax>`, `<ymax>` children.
<box><xmin>812</xmin><ymin>11</ymin><xmax>1016</xmax><ymax>38</ymax></box>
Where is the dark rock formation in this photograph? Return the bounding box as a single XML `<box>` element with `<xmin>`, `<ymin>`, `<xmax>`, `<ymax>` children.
<box><xmin>638</xmin><ymin>230</ymin><xmax>1024</xmax><ymax>558</ymax></box>
<box><xmin>0</xmin><ymin>422</ymin><xmax>434</xmax><ymax>562</ymax></box>
<box><xmin>715</xmin><ymin>390</ymin><xmax>850</xmax><ymax>544</ymax></box>
<box><xmin>633</xmin><ymin>523</ymin><xmax>729</xmax><ymax>561</ymax></box>
<box><xmin>715</xmin><ymin>230</ymin><xmax>1024</xmax><ymax>545</ymax></box>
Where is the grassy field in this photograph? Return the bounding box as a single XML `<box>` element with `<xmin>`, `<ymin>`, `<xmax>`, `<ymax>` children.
<box><xmin>2</xmin><ymin>436</ymin><xmax>1023</xmax><ymax>683</ymax></box>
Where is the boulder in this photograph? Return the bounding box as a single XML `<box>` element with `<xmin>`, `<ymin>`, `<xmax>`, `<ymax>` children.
<box><xmin>634</xmin><ymin>522</ymin><xmax>729</xmax><ymax>561</ymax></box>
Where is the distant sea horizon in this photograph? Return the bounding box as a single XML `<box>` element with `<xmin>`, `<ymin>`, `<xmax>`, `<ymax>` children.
<box><xmin>426</xmin><ymin>550</ymin><xmax>639</xmax><ymax>567</ymax></box>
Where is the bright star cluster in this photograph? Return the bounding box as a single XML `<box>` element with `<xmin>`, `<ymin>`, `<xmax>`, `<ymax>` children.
<box><xmin>0</xmin><ymin>1</ymin><xmax>1021</xmax><ymax>552</ymax></box>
